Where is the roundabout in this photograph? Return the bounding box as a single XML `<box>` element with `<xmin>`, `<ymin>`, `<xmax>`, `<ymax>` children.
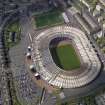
<box><xmin>32</xmin><ymin>26</ymin><xmax>101</xmax><ymax>88</ymax></box>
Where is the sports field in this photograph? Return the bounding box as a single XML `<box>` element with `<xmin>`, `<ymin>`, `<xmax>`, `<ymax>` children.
<box><xmin>35</xmin><ymin>10</ymin><xmax>64</xmax><ymax>28</ymax></box>
<box><xmin>50</xmin><ymin>44</ymin><xmax>81</xmax><ymax>70</ymax></box>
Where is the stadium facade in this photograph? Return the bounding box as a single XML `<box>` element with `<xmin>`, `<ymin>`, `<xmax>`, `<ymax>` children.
<box><xmin>32</xmin><ymin>26</ymin><xmax>101</xmax><ymax>88</ymax></box>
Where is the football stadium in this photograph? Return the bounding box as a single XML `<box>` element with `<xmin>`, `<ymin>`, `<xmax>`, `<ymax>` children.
<box><xmin>32</xmin><ymin>26</ymin><xmax>101</xmax><ymax>88</ymax></box>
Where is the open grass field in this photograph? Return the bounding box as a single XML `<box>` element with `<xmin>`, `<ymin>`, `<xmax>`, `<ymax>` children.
<box><xmin>35</xmin><ymin>10</ymin><xmax>64</xmax><ymax>28</ymax></box>
<box><xmin>4</xmin><ymin>20</ymin><xmax>21</xmax><ymax>48</ymax></box>
<box><xmin>50</xmin><ymin>44</ymin><xmax>81</xmax><ymax>71</ymax></box>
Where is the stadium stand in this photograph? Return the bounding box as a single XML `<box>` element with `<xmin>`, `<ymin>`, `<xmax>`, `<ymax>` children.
<box><xmin>32</xmin><ymin>26</ymin><xmax>101</xmax><ymax>88</ymax></box>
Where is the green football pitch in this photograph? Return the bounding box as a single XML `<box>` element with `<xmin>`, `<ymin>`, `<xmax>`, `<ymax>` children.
<box><xmin>50</xmin><ymin>44</ymin><xmax>81</xmax><ymax>71</ymax></box>
<box><xmin>35</xmin><ymin>10</ymin><xmax>64</xmax><ymax>28</ymax></box>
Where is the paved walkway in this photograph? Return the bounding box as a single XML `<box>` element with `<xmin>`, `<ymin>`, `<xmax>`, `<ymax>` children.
<box><xmin>26</xmin><ymin>58</ymin><xmax>58</xmax><ymax>93</ymax></box>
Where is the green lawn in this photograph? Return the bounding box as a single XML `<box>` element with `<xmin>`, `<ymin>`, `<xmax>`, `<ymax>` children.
<box><xmin>84</xmin><ymin>0</ymin><xmax>99</xmax><ymax>10</ymax></box>
<box><xmin>96</xmin><ymin>37</ymin><xmax>105</xmax><ymax>53</ymax></box>
<box><xmin>84</xmin><ymin>0</ymin><xmax>99</xmax><ymax>6</ymax></box>
<box><xmin>35</xmin><ymin>10</ymin><xmax>64</xmax><ymax>28</ymax></box>
<box><xmin>72</xmin><ymin>0</ymin><xmax>85</xmax><ymax>11</ymax></box>
<box><xmin>50</xmin><ymin>44</ymin><xmax>81</xmax><ymax>71</ymax></box>
<box><xmin>4</xmin><ymin>20</ymin><xmax>21</xmax><ymax>48</ymax></box>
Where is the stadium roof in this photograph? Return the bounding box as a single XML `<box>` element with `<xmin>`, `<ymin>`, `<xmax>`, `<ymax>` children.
<box><xmin>100</xmin><ymin>0</ymin><xmax>105</xmax><ymax>6</ymax></box>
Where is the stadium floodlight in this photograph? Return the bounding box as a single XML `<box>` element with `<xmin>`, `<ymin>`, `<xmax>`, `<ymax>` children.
<box><xmin>29</xmin><ymin>64</ymin><xmax>34</xmax><ymax>69</ymax></box>
<box><xmin>26</xmin><ymin>52</ymin><xmax>31</xmax><ymax>59</ymax></box>
<box><xmin>30</xmin><ymin>65</ymin><xmax>36</xmax><ymax>73</ymax></box>
<box><xmin>28</xmin><ymin>46</ymin><xmax>32</xmax><ymax>51</ymax></box>
<box><xmin>34</xmin><ymin>73</ymin><xmax>40</xmax><ymax>80</ymax></box>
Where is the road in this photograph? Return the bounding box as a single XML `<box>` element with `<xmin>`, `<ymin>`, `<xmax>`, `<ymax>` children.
<box><xmin>58</xmin><ymin>9</ymin><xmax>105</xmax><ymax>101</ymax></box>
<box><xmin>9</xmin><ymin>8</ymin><xmax>42</xmax><ymax>105</ymax></box>
<box><xmin>0</xmin><ymin>3</ymin><xmax>105</xmax><ymax>105</ymax></box>
<box><xmin>0</xmin><ymin>4</ymin><xmax>56</xmax><ymax>105</ymax></box>
<box><xmin>0</xmin><ymin>17</ymin><xmax>11</xmax><ymax>105</ymax></box>
<box><xmin>17</xmin><ymin>7</ymin><xmax>105</xmax><ymax>104</ymax></box>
